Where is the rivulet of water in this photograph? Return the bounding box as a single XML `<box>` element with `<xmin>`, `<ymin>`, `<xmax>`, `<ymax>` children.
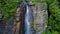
<box><xmin>24</xmin><ymin>1</ymin><xmax>34</xmax><ymax>34</ymax></box>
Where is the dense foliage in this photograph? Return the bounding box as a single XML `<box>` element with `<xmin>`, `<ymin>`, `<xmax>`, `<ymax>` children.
<box><xmin>47</xmin><ymin>0</ymin><xmax>60</xmax><ymax>34</ymax></box>
<box><xmin>44</xmin><ymin>0</ymin><xmax>60</xmax><ymax>34</ymax></box>
<box><xmin>0</xmin><ymin>0</ymin><xmax>22</xmax><ymax>20</ymax></box>
<box><xmin>0</xmin><ymin>0</ymin><xmax>60</xmax><ymax>34</ymax></box>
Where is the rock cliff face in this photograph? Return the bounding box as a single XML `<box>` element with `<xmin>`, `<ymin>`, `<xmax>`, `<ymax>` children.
<box><xmin>0</xmin><ymin>17</ymin><xmax>14</xmax><ymax>34</ymax></box>
<box><xmin>0</xmin><ymin>2</ymin><xmax>47</xmax><ymax>34</ymax></box>
<box><xmin>12</xmin><ymin>2</ymin><xmax>48</xmax><ymax>34</ymax></box>
<box><xmin>31</xmin><ymin>2</ymin><xmax>48</xmax><ymax>34</ymax></box>
<box><xmin>12</xmin><ymin>4</ymin><xmax>25</xmax><ymax>34</ymax></box>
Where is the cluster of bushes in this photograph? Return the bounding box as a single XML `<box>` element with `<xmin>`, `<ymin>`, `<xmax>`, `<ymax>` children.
<box><xmin>0</xmin><ymin>0</ymin><xmax>21</xmax><ymax>20</ymax></box>
<box><xmin>42</xmin><ymin>0</ymin><xmax>60</xmax><ymax>34</ymax></box>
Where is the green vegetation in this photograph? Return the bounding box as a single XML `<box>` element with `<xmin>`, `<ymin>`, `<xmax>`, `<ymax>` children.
<box><xmin>47</xmin><ymin>0</ymin><xmax>60</xmax><ymax>34</ymax></box>
<box><xmin>0</xmin><ymin>0</ymin><xmax>22</xmax><ymax>20</ymax></box>
<box><xmin>0</xmin><ymin>0</ymin><xmax>60</xmax><ymax>34</ymax></box>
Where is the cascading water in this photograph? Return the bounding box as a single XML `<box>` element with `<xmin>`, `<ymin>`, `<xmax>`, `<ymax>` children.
<box><xmin>24</xmin><ymin>1</ymin><xmax>34</xmax><ymax>34</ymax></box>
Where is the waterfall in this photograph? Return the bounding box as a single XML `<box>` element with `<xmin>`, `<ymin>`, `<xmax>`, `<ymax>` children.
<box><xmin>24</xmin><ymin>1</ymin><xmax>34</xmax><ymax>34</ymax></box>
